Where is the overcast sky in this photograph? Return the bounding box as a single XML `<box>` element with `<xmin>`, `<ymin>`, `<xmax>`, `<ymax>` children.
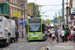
<box><xmin>28</xmin><ymin>0</ymin><xmax>70</xmax><ymax>20</ymax></box>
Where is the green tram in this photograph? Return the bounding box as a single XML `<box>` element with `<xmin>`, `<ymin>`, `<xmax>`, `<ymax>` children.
<box><xmin>26</xmin><ymin>18</ymin><xmax>47</xmax><ymax>41</ymax></box>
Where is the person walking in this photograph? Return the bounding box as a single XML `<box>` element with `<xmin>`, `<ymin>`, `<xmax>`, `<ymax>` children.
<box><xmin>64</xmin><ymin>28</ymin><xmax>67</xmax><ymax>42</ymax></box>
<box><xmin>71</xmin><ymin>28</ymin><xmax>74</xmax><ymax>41</ymax></box>
<box><xmin>57</xmin><ymin>28</ymin><xmax>62</xmax><ymax>42</ymax></box>
<box><xmin>55</xmin><ymin>29</ymin><xmax>59</xmax><ymax>43</ymax></box>
<box><xmin>15</xmin><ymin>31</ymin><xmax>19</xmax><ymax>42</ymax></box>
<box><xmin>73</xmin><ymin>27</ymin><xmax>75</xmax><ymax>42</ymax></box>
<box><xmin>49</xmin><ymin>29</ymin><xmax>52</xmax><ymax>38</ymax></box>
<box><xmin>45</xmin><ymin>30</ymin><xmax>47</xmax><ymax>39</ymax></box>
<box><xmin>51</xmin><ymin>29</ymin><xmax>55</xmax><ymax>43</ymax></box>
<box><xmin>67</xmin><ymin>28</ymin><xmax>70</xmax><ymax>41</ymax></box>
<box><xmin>61</xmin><ymin>29</ymin><xmax>65</xmax><ymax>43</ymax></box>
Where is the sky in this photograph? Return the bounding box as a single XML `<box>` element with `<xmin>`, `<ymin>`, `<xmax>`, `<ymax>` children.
<box><xmin>28</xmin><ymin>0</ymin><xmax>70</xmax><ymax>20</ymax></box>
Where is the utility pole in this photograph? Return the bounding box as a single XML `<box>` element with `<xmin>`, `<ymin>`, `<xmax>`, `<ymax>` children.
<box><xmin>58</xmin><ymin>12</ymin><xmax>61</xmax><ymax>28</ymax></box>
<box><xmin>66</xmin><ymin>0</ymin><xmax>69</xmax><ymax>27</ymax></box>
<box><xmin>53</xmin><ymin>16</ymin><xmax>55</xmax><ymax>29</ymax></box>
<box><xmin>33</xmin><ymin>3</ymin><xmax>35</xmax><ymax>17</ymax></box>
<box><xmin>38</xmin><ymin>12</ymin><xmax>40</xmax><ymax>17</ymax></box>
<box><xmin>62</xmin><ymin>0</ymin><xmax>64</xmax><ymax>28</ymax></box>
<box><xmin>22</xmin><ymin>1</ymin><xmax>25</xmax><ymax>39</ymax></box>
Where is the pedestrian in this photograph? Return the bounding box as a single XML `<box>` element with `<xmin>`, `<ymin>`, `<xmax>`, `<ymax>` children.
<box><xmin>64</xmin><ymin>28</ymin><xmax>68</xmax><ymax>42</ymax></box>
<box><xmin>49</xmin><ymin>29</ymin><xmax>52</xmax><ymax>38</ymax></box>
<box><xmin>15</xmin><ymin>31</ymin><xmax>19</xmax><ymax>42</ymax></box>
<box><xmin>45</xmin><ymin>30</ymin><xmax>47</xmax><ymax>39</ymax></box>
<box><xmin>61</xmin><ymin>29</ymin><xmax>65</xmax><ymax>43</ymax></box>
<box><xmin>71</xmin><ymin>28</ymin><xmax>74</xmax><ymax>41</ymax></box>
<box><xmin>73</xmin><ymin>27</ymin><xmax>75</xmax><ymax>42</ymax></box>
<box><xmin>51</xmin><ymin>29</ymin><xmax>55</xmax><ymax>43</ymax></box>
<box><xmin>55</xmin><ymin>29</ymin><xmax>59</xmax><ymax>43</ymax></box>
<box><xmin>66</xmin><ymin>28</ymin><xmax>70</xmax><ymax>41</ymax></box>
<box><xmin>57</xmin><ymin>28</ymin><xmax>62</xmax><ymax>42</ymax></box>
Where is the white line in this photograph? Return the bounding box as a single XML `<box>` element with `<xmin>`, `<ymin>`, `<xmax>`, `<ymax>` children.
<box><xmin>31</xmin><ymin>42</ymin><xmax>41</xmax><ymax>50</ymax></box>
<box><xmin>34</xmin><ymin>42</ymin><xmax>41</xmax><ymax>50</ymax></box>
<box><xmin>16</xmin><ymin>43</ymin><xmax>28</xmax><ymax>50</ymax></box>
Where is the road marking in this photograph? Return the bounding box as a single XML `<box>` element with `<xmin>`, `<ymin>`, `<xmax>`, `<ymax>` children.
<box><xmin>31</xmin><ymin>42</ymin><xmax>41</xmax><ymax>50</ymax></box>
<box><xmin>16</xmin><ymin>43</ymin><xmax>28</xmax><ymax>50</ymax></box>
<box><xmin>41</xmin><ymin>47</ymin><xmax>46</xmax><ymax>50</ymax></box>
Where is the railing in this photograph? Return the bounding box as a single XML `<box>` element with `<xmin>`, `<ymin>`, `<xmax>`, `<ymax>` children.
<box><xmin>0</xmin><ymin>9</ymin><xmax>9</xmax><ymax>15</ymax></box>
<box><xmin>0</xmin><ymin>0</ymin><xmax>8</xmax><ymax>4</ymax></box>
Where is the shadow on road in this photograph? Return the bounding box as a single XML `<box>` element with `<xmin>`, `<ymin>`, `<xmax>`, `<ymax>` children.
<box><xmin>28</xmin><ymin>40</ymin><xmax>46</xmax><ymax>42</ymax></box>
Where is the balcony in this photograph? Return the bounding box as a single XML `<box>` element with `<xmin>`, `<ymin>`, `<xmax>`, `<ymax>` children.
<box><xmin>0</xmin><ymin>4</ymin><xmax>9</xmax><ymax>16</ymax></box>
<box><xmin>0</xmin><ymin>0</ymin><xmax>9</xmax><ymax>4</ymax></box>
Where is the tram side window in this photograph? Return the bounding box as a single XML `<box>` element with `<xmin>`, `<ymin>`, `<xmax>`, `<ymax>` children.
<box><xmin>25</xmin><ymin>25</ymin><xmax>28</xmax><ymax>33</ymax></box>
<box><xmin>42</xmin><ymin>24</ymin><xmax>45</xmax><ymax>33</ymax></box>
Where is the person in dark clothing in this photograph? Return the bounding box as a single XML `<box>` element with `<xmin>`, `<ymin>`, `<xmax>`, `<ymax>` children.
<box><xmin>15</xmin><ymin>31</ymin><xmax>19</xmax><ymax>42</ymax></box>
<box><xmin>55</xmin><ymin>29</ymin><xmax>59</xmax><ymax>43</ymax></box>
<box><xmin>64</xmin><ymin>28</ymin><xmax>67</xmax><ymax>42</ymax></box>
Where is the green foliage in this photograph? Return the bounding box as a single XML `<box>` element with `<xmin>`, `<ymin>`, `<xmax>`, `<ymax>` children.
<box><xmin>46</xmin><ymin>19</ymin><xmax>53</xmax><ymax>25</ymax></box>
<box><xmin>45</xmin><ymin>16</ymin><xmax>63</xmax><ymax>25</ymax></box>
<box><xmin>28</xmin><ymin>3</ymin><xmax>41</xmax><ymax>17</ymax></box>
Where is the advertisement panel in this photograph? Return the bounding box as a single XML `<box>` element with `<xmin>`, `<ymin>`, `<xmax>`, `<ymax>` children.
<box><xmin>13</xmin><ymin>11</ymin><xmax>21</xmax><ymax>18</ymax></box>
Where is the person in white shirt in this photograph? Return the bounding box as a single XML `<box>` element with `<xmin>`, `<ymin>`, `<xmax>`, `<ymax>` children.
<box><xmin>49</xmin><ymin>30</ymin><xmax>52</xmax><ymax>38</ymax></box>
<box><xmin>45</xmin><ymin>30</ymin><xmax>47</xmax><ymax>38</ymax></box>
<box><xmin>61</xmin><ymin>29</ymin><xmax>65</xmax><ymax>43</ymax></box>
<box><xmin>51</xmin><ymin>29</ymin><xmax>55</xmax><ymax>43</ymax></box>
<box><xmin>57</xmin><ymin>28</ymin><xmax>62</xmax><ymax>41</ymax></box>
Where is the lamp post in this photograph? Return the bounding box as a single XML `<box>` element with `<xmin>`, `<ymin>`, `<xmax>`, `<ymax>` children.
<box><xmin>62</xmin><ymin>0</ymin><xmax>64</xmax><ymax>28</ymax></box>
<box><xmin>21</xmin><ymin>1</ymin><xmax>25</xmax><ymax>39</ymax></box>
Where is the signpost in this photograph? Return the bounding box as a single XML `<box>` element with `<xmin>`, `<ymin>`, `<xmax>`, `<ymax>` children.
<box><xmin>54</xmin><ymin>19</ymin><xmax>57</xmax><ymax>23</ymax></box>
<box><xmin>19</xmin><ymin>20</ymin><xmax>26</xmax><ymax>25</ymax></box>
<box><xmin>69</xmin><ymin>8</ymin><xmax>75</xmax><ymax>15</ymax></box>
<box><xmin>13</xmin><ymin>11</ymin><xmax>21</xmax><ymax>18</ymax></box>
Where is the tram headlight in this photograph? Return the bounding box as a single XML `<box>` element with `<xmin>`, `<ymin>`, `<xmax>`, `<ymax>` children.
<box><xmin>39</xmin><ymin>34</ymin><xmax>42</xmax><ymax>36</ymax></box>
<box><xmin>28</xmin><ymin>35</ymin><xmax>32</xmax><ymax>37</ymax></box>
<box><xmin>43</xmin><ymin>34</ymin><xmax>45</xmax><ymax>36</ymax></box>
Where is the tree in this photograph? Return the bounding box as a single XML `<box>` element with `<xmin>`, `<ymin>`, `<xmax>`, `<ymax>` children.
<box><xmin>28</xmin><ymin>3</ymin><xmax>41</xmax><ymax>17</ymax></box>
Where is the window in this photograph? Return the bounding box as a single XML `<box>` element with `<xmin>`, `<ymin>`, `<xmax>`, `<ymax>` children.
<box><xmin>29</xmin><ymin>24</ymin><xmax>41</xmax><ymax>32</ymax></box>
<box><xmin>11</xmin><ymin>8</ymin><xmax>12</xmax><ymax>17</ymax></box>
<box><xmin>25</xmin><ymin>3</ymin><xmax>27</xmax><ymax>9</ymax></box>
<box><xmin>13</xmin><ymin>0</ymin><xmax>14</xmax><ymax>3</ymax></box>
<box><xmin>11</xmin><ymin>0</ymin><xmax>12</xmax><ymax>2</ymax></box>
<box><xmin>15</xmin><ymin>0</ymin><xmax>17</xmax><ymax>4</ymax></box>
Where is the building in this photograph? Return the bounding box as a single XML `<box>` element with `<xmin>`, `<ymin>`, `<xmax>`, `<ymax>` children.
<box><xmin>0</xmin><ymin>0</ymin><xmax>28</xmax><ymax>19</ymax></box>
<box><xmin>27</xmin><ymin>5</ymin><xmax>34</xmax><ymax>18</ymax></box>
<box><xmin>0</xmin><ymin>0</ymin><xmax>28</xmax><ymax>38</ymax></box>
<box><xmin>68</xmin><ymin>0</ymin><xmax>75</xmax><ymax>26</ymax></box>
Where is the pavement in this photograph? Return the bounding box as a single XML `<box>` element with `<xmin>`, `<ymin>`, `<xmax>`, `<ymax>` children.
<box><xmin>46</xmin><ymin>41</ymin><xmax>75</xmax><ymax>50</ymax></box>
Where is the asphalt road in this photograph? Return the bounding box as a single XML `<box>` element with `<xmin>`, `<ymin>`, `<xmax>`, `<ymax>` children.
<box><xmin>0</xmin><ymin>38</ymin><xmax>53</xmax><ymax>50</ymax></box>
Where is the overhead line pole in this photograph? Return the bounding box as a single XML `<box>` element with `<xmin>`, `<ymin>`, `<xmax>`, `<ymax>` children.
<box><xmin>62</xmin><ymin>0</ymin><xmax>64</xmax><ymax>28</ymax></box>
<box><xmin>33</xmin><ymin>3</ymin><xmax>35</xmax><ymax>17</ymax></box>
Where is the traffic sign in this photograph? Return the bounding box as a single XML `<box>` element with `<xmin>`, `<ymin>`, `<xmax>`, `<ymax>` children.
<box><xmin>13</xmin><ymin>11</ymin><xmax>21</xmax><ymax>18</ymax></box>
<box><xmin>54</xmin><ymin>19</ymin><xmax>57</xmax><ymax>23</ymax></box>
<box><xmin>23</xmin><ymin>21</ymin><xmax>26</xmax><ymax>25</ymax></box>
<box><xmin>19</xmin><ymin>20</ymin><xmax>26</xmax><ymax>25</ymax></box>
<box><xmin>69</xmin><ymin>8</ymin><xmax>75</xmax><ymax>15</ymax></box>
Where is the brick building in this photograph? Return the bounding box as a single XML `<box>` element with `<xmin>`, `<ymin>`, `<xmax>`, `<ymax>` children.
<box><xmin>0</xmin><ymin>0</ymin><xmax>28</xmax><ymax>19</ymax></box>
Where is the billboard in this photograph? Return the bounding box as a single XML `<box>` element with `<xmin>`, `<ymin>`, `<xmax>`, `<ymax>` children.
<box><xmin>19</xmin><ymin>20</ymin><xmax>26</xmax><ymax>25</ymax></box>
<box><xmin>13</xmin><ymin>11</ymin><xmax>21</xmax><ymax>18</ymax></box>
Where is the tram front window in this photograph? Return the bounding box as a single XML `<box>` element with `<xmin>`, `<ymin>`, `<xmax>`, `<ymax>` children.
<box><xmin>29</xmin><ymin>24</ymin><xmax>41</xmax><ymax>32</ymax></box>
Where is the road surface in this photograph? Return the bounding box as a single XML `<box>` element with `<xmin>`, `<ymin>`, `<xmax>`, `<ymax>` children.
<box><xmin>0</xmin><ymin>38</ymin><xmax>53</xmax><ymax>50</ymax></box>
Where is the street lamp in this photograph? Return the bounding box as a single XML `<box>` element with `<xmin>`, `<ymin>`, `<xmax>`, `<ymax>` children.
<box><xmin>21</xmin><ymin>1</ymin><xmax>25</xmax><ymax>39</ymax></box>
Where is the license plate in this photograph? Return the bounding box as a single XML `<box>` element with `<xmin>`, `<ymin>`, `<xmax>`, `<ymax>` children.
<box><xmin>0</xmin><ymin>37</ymin><xmax>2</xmax><ymax>38</ymax></box>
<box><xmin>34</xmin><ymin>34</ymin><xmax>36</xmax><ymax>35</ymax></box>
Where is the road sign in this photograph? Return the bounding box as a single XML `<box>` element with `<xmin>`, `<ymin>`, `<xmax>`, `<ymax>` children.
<box><xmin>69</xmin><ymin>8</ymin><xmax>75</xmax><ymax>15</ymax></box>
<box><xmin>54</xmin><ymin>19</ymin><xmax>57</xmax><ymax>23</ymax></box>
<box><xmin>19</xmin><ymin>20</ymin><xmax>26</xmax><ymax>25</ymax></box>
<box><xmin>23</xmin><ymin>21</ymin><xmax>26</xmax><ymax>25</ymax></box>
<box><xmin>71</xmin><ymin>15</ymin><xmax>75</xmax><ymax>20</ymax></box>
<box><xmin>13</xmin><ymin>11</ymin><xmax>21</xmax><ymax>18</ymax></box>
